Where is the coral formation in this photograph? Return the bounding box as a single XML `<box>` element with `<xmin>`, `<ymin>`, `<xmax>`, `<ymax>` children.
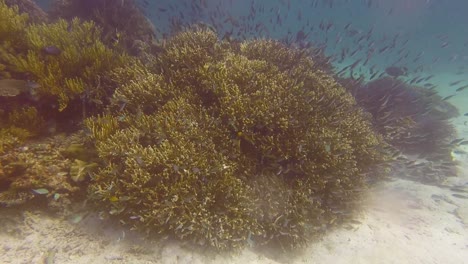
<box><xmin>341</xmin><ymin>76</ymin><xmax>459</xmax><ymax>184</ymax></box>
<box><xmin>49</xmin><ymin>0</ymin><xmax>156</xmax><ymax>56</ymax></box>
<box><xmin>0</xmin><ymin>106</ymin><xmax>44</xmax><ymax>154</ymax></box>
<box><xmin>0</xmin><ymin>0</ymin><xmax>28</xmax><ymax>77</ymax></box>
<box><xmin>0</xmin><ymin>1</ymin><xmax>395</xmax><ymax>252</ymax></box>
<box><xmin>0</xmin><ymin>0</ymin><xmax>128</xmax><ymax>148</ymax></box>
<box><xmin>0</xmin><ymin>1</ymin><xmax>124</xmax><ymax>209</ymax></box>
<box><xmin>0</xmin><ymin>133</ymin><xmax>86</xmax><ymax>209</ymax></box>
<box><xmin>4</xmin><ymin>0</ymin><xmax>48</xmax><ymax>23</ymax></box>
<box><xmin>3</xmin><ymin>17</ymin><xmax>127</xmax><ymax>112</ymax></box>
<box><xmin>86</xmin><ymin>27</ymin><xmax>389</xmax><ymax>251</ymax></box>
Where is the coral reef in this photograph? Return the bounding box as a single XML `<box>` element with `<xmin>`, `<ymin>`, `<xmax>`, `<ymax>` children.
<box><xmin>0</xmin><ymin>127</ymin><xmax>29</xmax><ymax>154</ymax></box>
<box><xmin>86</xmin><ymin>27</ymin><xmax>389</xmax><ymax>251</ymax></box>
<box><xmin>0</xmin><ymin>106</ymin><xmax>44</xmax><ymax>154</ymax></box>
<box><xmin>4</xmin><ymin>0</ymin><xmax>48</xmax><ymax>23</ymax></box>
<box><xmin>3</xmin><ymin>17</ymin><xmax>127</xmax><ymax>112</ymax></box>
<box><xmin>0</xmin><ymin>2</ymin><xmax>394</xmax><ymax>252</ymax></box>
<box><xmin>341</xmin><ymin>76</ymin><xmax>459</xmax><ymax>184</ymax></box>
<box><xmin>0</xmin><ymin>0</ymin><xmax>28</xmax><ymax>76</ymax></box>
<box><xmin>0</xmin><ymin>0</ymin><xmax>128</xmax><ymax>141</ymax></box>
<box><xmin>49</xmin><ymin>0</ymin><xmax>156</xmax><ymax>56</ymax></box>
<box><xmin>0</xmin><ymin>133</ymin><xmax>88</xmax><ymax>210</ymax></box>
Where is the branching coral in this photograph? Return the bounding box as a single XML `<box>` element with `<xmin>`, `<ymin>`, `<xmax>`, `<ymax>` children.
<box><xmin>4</xmin><ymin>0</ymin><xmax>48</xmax><ymax>24</ymax></box>
<box><xmin>0</xmin><ymin>106</ymin><xmax>44</xmax><ymax>154</ymax></box>
<box><xmin>86</xmin><ymin>27</ymin><xmax>389</xmax><ymax>251</ymax></box>
<box><xmin>0</xmin><ymin>0</ymin><xmax>28</xmax><ymax>79</ymax></box>
<box><xmin>49</xmin><ymin>0</ymin><xmax>156</xmax><ymax>55</ymax></box>
<box><xmin>3</xmin><ymin>17</ymin><xmax>127</xmax><ymax>111</ymax></box>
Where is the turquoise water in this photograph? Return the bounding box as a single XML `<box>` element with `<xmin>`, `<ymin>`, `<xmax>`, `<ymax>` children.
<box><xmin>139</xmin><ymin>0</ymin><xmax>468</xmax><ymax>79</ymax></box>
<box><xmin>35</xmin><ymin>0</ymin><xmax>468</xmax><ymax>87</ymax></box>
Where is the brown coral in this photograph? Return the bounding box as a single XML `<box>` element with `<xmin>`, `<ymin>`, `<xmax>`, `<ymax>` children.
<box><xmin>86</xmin><ymin>27</ymin><xmax>389</xmax><ymax>251</ymax></box>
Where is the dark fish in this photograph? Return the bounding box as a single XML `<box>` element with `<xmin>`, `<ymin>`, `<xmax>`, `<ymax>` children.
<box><xmin>450</xmin><ymin>80</ymin><xmax>464</xmax><ymax>86</ymax></box>
<box><xmin>385</xmin><ymin>66</ymin><xmax>407</xmax><ymax>77</ymax></box>
<box><xmin>450</xmin><ymin>138</ymin><xmax>464</xmax><ymax>145</ymax></box>
<box><xmin>42</xmin><ymin>45</ymin><xmax>61</xmax><ymax>55</ymax></box>
<box><xmin>442</xmin><ymin>94</ymin><xmax>455</xmax><ymax>101</ymax></box>
<box><xmin>295</xmin><ymin>30</ymin><xmax>307</xmax><ymax>42</ymax></box>
<box><xmin>450</xmin><ymin>187</ymin><xmax>467</xmax><ymax>193</ymax></box>
<box><xmin>369</xmin><ymin>71</ymin><xmax>379</xmax><ymax>80</ymax></box>
<box><xmin>378</xmin><ymin>46</ymin><xmax>389</xmax><ymax>54</ymax></box>
<box><xmin>456</xmin><ymin>85</ymin><xmax>468</xmax><ymax>92</ymax></box>
<box><xmin>452</xmin><ymin>194</ymin><xmax>468</xmax><ymax>199</ymax></box>
<box><xmin>424</xmin><ymin>74</ymin><xmax>434</xmax><ymax>81</ymax></box>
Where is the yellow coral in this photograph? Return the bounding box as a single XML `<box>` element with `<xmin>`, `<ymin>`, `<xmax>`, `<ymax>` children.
<box><xmin>84</xmin><ymin>113</ymin><xmax>119</xmax><ymax>142</ymax></box>
<box><xmin>7</xmin><ymin>106</ymin><xmax>45</xmax><ymax>135</ymax></box>
<box><xmin>88</xmin><ymin>27</ymin><xmax>389</xmax><ymax>251</ymax></box>
<box><xmin>0</xmin><ymin>127</ymin><xmax>30</xmax><ymax>154</ymax></box>
<box><xmin>0</xmin><ymin>0</ymin><xmax>28</xmax><ymax>45</ymax></box>
<box><xmin>3</xmin><ymin>15</ymin><xmax>127</xmax><ymax>111</ymax></box>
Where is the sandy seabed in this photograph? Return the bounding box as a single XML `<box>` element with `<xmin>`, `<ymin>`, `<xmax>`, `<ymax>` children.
<box><xmin>1</xmin><ymin>104</ymin><xmax>468</xmax><ymax>264</ymax></box>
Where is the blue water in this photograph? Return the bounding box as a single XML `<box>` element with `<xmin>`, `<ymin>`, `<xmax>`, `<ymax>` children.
<box><xmin>38</xmin><ymin>0</ymin><xmax>468</xmax><ymax>95</ymax></box>
<box><xmin>137</xmin><ymin>0</ymin><xmax>468</xmax><ymax>77</ymax></box>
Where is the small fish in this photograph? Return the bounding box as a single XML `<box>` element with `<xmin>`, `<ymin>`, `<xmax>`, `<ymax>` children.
<box><xmin>385</xmin><ymin>66</ymin><xmax>407</xmax><ymax>77</ymax></box>
<box><xmin>449</xmin><ymin>80</ymin><xmax>464</xmax><ymax>86</ymax></box>
<box><xmin>456</xmin><ymin>85</ymin><xmax>468</xmax><ymax>92</ymax></box>
<box><xmin>32</xmin><ymin>188</ymin><xmax>49</xmax><ymax>195</ymax></box>
<box><xmin>450</xmin><ymin>187</ymin><xmax>467</xmax><ymax>193</ymax></box>
<box><xmin>42</xmin><ymin>45</ymin><xmax>62</xmax><ymax>55</ymax></box>
<box><xmin>450</xmin><ymin>138</ymin><xmax>464</xmax><ymax>145</ymax></box>
<box><xmin>441</xmin><ymin>42</ymin><xmax>450</xmax><ymax>48</ymax></box>
<box><xmin>452</xmin><ymin>194</ymin><xmax>468</xmax><ymax>199</ymax></box>
<box><xmin>442</xmin><ymin>94</ymin><xmax>455</xmax><ymax>101</ymax></box>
